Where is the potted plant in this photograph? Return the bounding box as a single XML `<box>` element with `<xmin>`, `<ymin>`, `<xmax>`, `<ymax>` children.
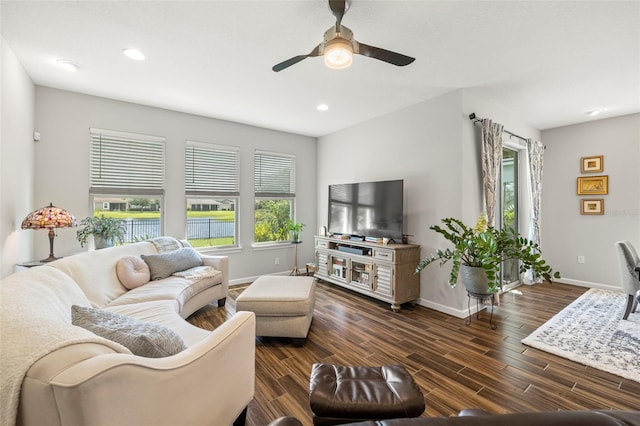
<box><xmin>77</xmin><ymin>215</ymin><xmax>126</xmax><ymax>249</ymax></box>
<box><xmin>287</xmin><ymin>220</ymin><xmax>306</xmax><ymax>243</ymax></box>
<box><xmin>415</xmin><ymin>216</ymin><xmax>560</xmax><ymax>294</ymax></box>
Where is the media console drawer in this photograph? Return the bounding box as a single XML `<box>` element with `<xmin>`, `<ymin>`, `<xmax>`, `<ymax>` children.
<box><xmin>373</xmin><ymin>249</ymin><xmax>394</xmax><ymax>262</ymax></box>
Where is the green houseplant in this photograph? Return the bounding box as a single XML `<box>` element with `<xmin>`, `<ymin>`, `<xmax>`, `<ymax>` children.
<box><xmin>415</xmin><ymin>216</ymin><xmax>560</xmax><ymax>294</ymax></box>
<box><xmin>77</xmin><ymin>215</ymin><xmax>126</xmax><ymax>249</ymax></box>
<box><xmin>287</xmin><ymin>220</ymin><xmax>306</xmax><ymax>242</ymax></box>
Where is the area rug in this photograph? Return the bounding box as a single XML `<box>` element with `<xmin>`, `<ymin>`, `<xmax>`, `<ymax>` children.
<box><xmin>522</xmin><ymin>288</ymin><xmax>640</xmax><ymax>383</ymax></box>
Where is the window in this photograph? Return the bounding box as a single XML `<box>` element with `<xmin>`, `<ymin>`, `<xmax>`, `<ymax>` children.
<box><xmin>254</xmin><ymin>150</ymin><xmax>295</xmax><ymax>243</ymax></box>
<box><xmin>89</xmin><ymin>128</ymin><xmax>165</xmax><ymax>243</ymax></box>
<box><xmin>185</xmin><ymin>141</ymin><xmax>239</xmax><ymax>248</ymax></box>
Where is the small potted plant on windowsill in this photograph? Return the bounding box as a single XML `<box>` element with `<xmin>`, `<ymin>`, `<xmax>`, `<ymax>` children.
<box><xmin>415</xmin><ymin>216</ymin><xmax>560</xmax><ymax>294</ymax></box>
<box><xmin>287</xmin><ymin>220</ymin><xmax>306</xmax><ymax>243</ymax></box>
<box><xmin>77</xmin><ymin>215</ymin><xmax>126</xmax><ymax>249</ymax></box>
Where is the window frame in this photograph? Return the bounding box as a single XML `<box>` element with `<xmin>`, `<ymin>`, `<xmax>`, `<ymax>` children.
<box><xmin>185</xmin><ymin>141</ymin><xmax>240</xmax><ymax>250</ymax></box>
<box><xmin>253</xmin><ymin>150</ymin><xmax>296</xmax><ymax>246</ymax></box>
<box><xmin>89</xmin><ymin>128</ymin><xmax>166</xmax><ymax>244</ymax></box>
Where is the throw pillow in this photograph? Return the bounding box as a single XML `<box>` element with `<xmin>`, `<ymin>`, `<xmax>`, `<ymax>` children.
<box><xmin>116</xmin><ymin>255</ymin><xmax>151</xmax><ymax>289</ymax></box>
<box><xmin>141</xmin><ymin>247</ymin><xmax>203</xmax><ymax>280</ymax></box>
<box><xmin>71</xmin><ymin>305</ymin><xmax>186</xmax><ymax>358</ymax></box>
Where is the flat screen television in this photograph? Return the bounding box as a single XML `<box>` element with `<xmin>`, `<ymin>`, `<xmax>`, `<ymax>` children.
<box><xmin>328</xmin><ymin>179</ymin><xmax>404</xmax><ymax>242</ymax></box>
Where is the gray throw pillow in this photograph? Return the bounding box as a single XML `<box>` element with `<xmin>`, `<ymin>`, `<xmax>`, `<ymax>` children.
<box><xmin>71</xmin><ymin>305</ymin><xmax>187</xmax><ymax>358</ymax></box>
<box><xmin>141</xmin><ymin>247</ymin><xmax>203</xmax><ymax>280</ymax></box>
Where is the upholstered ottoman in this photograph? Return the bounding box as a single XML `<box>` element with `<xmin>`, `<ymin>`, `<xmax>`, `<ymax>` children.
<box><xmin>235</xmin><ymin>275</ymin><xmax>315</xmax><ymax>346</ymax></box>
<box><xmin>309</xmin><ymin>363</ymin><xmax>425</xmax><ymax>426</ymax></box>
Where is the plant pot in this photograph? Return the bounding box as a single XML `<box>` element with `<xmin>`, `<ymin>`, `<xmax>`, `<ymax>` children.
<box><xmin>94</xmin><ymin>236</ymin><xmax>114</xmax><ymax>250</ymax></box>
<box><xmin>460</xmin><ymin>265</ymin><xmax>491</xmax><ymax>295</ymax></box>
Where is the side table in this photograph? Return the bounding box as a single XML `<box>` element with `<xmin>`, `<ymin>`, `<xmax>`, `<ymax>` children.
<box><xmin>290</xmin><ymin>240</ymin><xmax>302</xmax><ymax>276</ymax></box>
<box><xmin>17</xmin><ymin>260</ymin><xmax>48</xmax><ymax>268</ymax></box>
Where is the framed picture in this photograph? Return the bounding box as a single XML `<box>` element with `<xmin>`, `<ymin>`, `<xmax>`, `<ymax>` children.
<box><xmin>580</xmin><ymin>155</ymin><xmax>604</xmax><ymax>173</ymax></box>
<box><xmin>577</xmin><ymin>175</ymin><xmax>608</xmax><ymax>195</ymax></box>
<box><xmin>581</xmin><ymin>199</ymin><xmax>604</xmax><ymax>215</ymax></box>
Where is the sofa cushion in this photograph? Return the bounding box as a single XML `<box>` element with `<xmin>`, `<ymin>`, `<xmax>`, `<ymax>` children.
<box><xmin>106</xmin><ymin>272</ymin><xmax>223</xmax><ymax>311</ymax></box>
<box><xmin>71</xmin><ymin>305</ymin><xmax>186</xmax><ymax>358</ymax></box>
<box><xmin>141</xmin><ymin>247</ymin><xmax>203</xmax><ymax>280</ymax></box>
<box><xmin>116</xmin><ymin>255</ymin><xmax>151</xmax><ymax>289</ymax></box>
<box><xmin>105</xmin><ymin>300</ymin><xmax>211</xmax><ymax>347</ymax></box>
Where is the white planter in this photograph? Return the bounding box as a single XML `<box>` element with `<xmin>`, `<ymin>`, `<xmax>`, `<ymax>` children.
<box><xmin>460</xmin><ymin>265</ymin><xmax>491</xmax><ymax>295</ymax></box>
<box><xmin>94</xmin><ymin>236</ymin><xmax>114</xmax><ymax>250</ymax></box>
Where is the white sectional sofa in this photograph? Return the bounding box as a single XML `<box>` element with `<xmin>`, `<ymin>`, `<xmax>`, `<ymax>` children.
<box><xmin>0</xmin><ymin>238</ymin><xmax>256</xmax><ymax>426</ymax></box>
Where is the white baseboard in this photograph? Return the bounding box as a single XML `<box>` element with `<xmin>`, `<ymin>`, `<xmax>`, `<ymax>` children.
<box><xmin>555</xmin><ymin>278</ymin><xmax>621</xmax><ymax>292</ymax></box>
<box><xmin>416</xmin><ymin>297</ymin><xmax>485</xmax><ymax>319</ymax></box>
<box><xmin>229</xmin><ymin>271</ymin><xmax>292</xmax><ymax>286</ymax></box>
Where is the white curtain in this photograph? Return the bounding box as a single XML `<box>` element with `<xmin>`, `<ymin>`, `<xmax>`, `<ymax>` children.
<box><xmin>481</xmin><ymin>119</ymin><xmax>504</xmax><ymax>227</ymax></box>
<box><xmin>524</xmin><ymin>138</ymin><xmax>545</xmax><ymax>284</ymax></box>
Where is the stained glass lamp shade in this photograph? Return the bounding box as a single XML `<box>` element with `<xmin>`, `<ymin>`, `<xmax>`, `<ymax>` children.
<box><xmin>21</xmin><ymin>203</ymin><xmax>77</xmax><ymax>262</ymax></box>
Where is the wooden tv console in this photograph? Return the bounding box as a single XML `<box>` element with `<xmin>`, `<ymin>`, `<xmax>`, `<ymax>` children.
<box><xmin>314</xmin><ymin>236</ymin><xmax>420</xmax><ymax>311</ymax></box>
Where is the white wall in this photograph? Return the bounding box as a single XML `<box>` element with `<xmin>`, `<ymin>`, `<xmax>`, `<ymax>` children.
<box><xmin>0</xmin><ymin>37</ymin><xmax>34</xmax><ymax>278</ymax></box>
<box><xmin>317</xmin><ymin>89</ymin><xmax>546</xmax><ymax>316</ymax></box>
<box><xmin>33</xmin><ymin>87</ymin><xmax>317</xmax><ymax>282</ymax></box>
<box><xmin>542</xmin><ymin>113</ymin><xmax>640</xmax><ymax>290</ymax></box>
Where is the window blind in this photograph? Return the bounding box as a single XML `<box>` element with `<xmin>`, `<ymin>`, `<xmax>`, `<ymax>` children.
<box><xmin>185</xmin><ymin>141</ymin><xmax>240</xmax><ymax>196</ymax></box>
<box><xmin>89</xmin><ymin>128</ymin><xmax>165</xmax><ymax>195</ymax></box>
<box><xmin>254</xmin><ymin>150</ymin><xmax>295</xmax><ymax>197</ymax></box>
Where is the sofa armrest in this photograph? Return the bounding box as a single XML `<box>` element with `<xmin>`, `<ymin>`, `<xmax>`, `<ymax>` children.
<box><xmin>49</xmin><ymin>311</ymin><xmax>255</xmax><ymax>426</ymax></box>
<box><xmin>200</xmin><ymin>254</ymin><xmax>229</xmax><ymax>287</ymax></box>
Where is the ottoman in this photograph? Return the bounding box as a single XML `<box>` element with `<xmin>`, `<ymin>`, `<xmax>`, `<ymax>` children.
<box><xmin>309</xmin><ymin>363</ymin><xmax>425</xmax><ymax>426</ymax></box>
<box><xmin>235</xmin><ymin>275</ymin><xmax>316</xmax><ymax>346</ymax></box>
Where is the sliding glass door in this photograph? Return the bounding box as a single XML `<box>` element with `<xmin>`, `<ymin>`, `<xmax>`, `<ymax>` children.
<box><xmin>500</xmin><ymin>147</ymin><xmax>520</xmax><ymax>290</ymax></box>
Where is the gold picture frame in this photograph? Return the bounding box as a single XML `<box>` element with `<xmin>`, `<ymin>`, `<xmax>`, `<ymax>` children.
<box><xmin>580</xmin><ymin>199</ymin><xmax>604</xmax><ymax>215</ymax></box>
<box><xmin>577</xmin><ymin>175</ymin><xmax>608</xmax><ymax>195</ymax></box>
<box><xmin>580</xmin><ymin>155</ymin><xmax>604</xmax><ymax>173</ymax></box>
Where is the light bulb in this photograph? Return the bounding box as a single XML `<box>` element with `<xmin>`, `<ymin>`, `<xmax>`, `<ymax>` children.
<box><xmin>324</xmin><ymin>38</ymin><xmax>353</xmax><ymax>70</ymax></box>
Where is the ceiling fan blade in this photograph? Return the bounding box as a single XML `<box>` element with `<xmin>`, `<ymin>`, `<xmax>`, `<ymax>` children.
<box><xmin>328</xmin><ymin>0</ymin><xmax>347</xmax><ymax>28</ymax></box>
<box><xmin>357</xmin><ymin>43</ymin><xmax>415</xmax><ymax>66</ymax></box>
<box><xmin>272</xmin><ymin>45</ymin><xmax>322</xmax><ymax>72</ymax></box>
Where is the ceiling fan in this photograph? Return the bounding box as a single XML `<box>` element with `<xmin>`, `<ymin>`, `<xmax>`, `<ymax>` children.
<box><xmin>272</xmin><ymin>0</ymin><xmax>415</xmax><ymax>72</ymax></box>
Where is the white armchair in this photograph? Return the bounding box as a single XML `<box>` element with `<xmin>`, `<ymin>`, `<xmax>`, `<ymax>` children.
<box><xmin>615</xmin><ymin>241</ymin><xmax>640</xmax><ymax>320</ymax></box>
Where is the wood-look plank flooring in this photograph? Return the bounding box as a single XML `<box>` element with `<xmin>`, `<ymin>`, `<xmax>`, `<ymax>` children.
<box><xmin>188</xmin><ymin>281</ymin><xmax>640</xmax><ymax>425</ymax></box>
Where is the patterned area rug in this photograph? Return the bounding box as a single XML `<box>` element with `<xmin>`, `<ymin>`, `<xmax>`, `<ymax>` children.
<box><xmin>522</xmin><ymin>288</ymin><xmax>640</xmax><ymax>383</ymax></box>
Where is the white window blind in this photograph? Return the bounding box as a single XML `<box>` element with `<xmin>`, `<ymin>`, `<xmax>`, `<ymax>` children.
<box><xmin>90</xmin><ymin>128</ymin><xmax>165</xmax><ymax>195</ymax></box>
<box><xmin>254</xmin><ymin>150</ymin><xmax>296</xmax><ymax>197</ymax></box>
<box><xmin>185</xmin><ymin>141</ymin><xmax>240</xmax><ymax>196</ymax></box>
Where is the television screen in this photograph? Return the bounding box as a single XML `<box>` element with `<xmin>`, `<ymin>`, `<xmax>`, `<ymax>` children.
<box><xmin>328</xmin><ymin>179</ymin><xmax>404</xmax><ymax>242</ymax></box>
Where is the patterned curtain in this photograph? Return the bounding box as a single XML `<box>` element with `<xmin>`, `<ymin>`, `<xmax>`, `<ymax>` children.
<box><xmin>525</xmin><ymin>139</ymin><xmax>545</xmax><ymax>284</ymax></box>
<box><xmin>481</xmin><ymin>119</ymin><xmax>504</xmax><ymax>226</ymax></box>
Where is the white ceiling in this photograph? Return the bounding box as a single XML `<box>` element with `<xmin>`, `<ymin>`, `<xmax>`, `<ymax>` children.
<box><xmin>1</xmin><ymin>1</ymin><xmax>639</xmax><ymax>137</ymax></box>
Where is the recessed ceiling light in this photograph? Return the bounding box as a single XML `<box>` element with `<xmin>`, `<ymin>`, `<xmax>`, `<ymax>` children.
<box><xmin>587</xmin><ymin>110</ymin><xmax>601</xmax><ymax>117</ymax></box>
<box><xmin>123</xmin><ymin>48</ymin><xmax>145</xmax><ymax>61</ymax></box>
<box><xmin>317</xmin><ymin>104</ymin><xmax>329</xmax><ymax>111</ymax></box>
<box><xmin>56</xmin><ymin>59</ymin><xmax>78</xmax><ymax>72</ymax></box>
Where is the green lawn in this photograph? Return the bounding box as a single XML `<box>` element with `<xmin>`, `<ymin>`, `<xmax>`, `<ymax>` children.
<box><xmin>95</xmin><ymin>210</ymin><xmax>234</xmax><ymax>220</ymax></box>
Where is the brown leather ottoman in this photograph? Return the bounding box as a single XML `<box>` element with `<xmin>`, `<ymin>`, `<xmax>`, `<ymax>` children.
<box><xmin>309</xmin><ymin>363</ymin><xmax>425</xmax><ymax>426</ymax></box>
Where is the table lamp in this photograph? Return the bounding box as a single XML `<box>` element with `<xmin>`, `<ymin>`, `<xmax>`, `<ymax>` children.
<box><xmin>21</xmin><ymin>202</ymin><xmax>77</xmax><ymax>262</ymax></box>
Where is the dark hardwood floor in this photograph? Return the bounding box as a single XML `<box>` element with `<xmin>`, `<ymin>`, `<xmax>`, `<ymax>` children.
<box><xmin>188</xmin><ymin>281</ymin><xmax>640</xmax><ymax>425</ymax></box>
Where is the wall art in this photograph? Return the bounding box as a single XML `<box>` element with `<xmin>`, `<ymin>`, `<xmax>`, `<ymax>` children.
<box><xmin>577</xmin><ymin>175</ymin><xmax>608</xmax><ymax>195</ymax></box>
<box><xmin>580</xmin><ymin>155</ymin><xmax>604</xmax><ymax>173</ymax></box>
<box><xmin>580</xmin><ymin>199</ymin><xmax>604</xmax><ymax>215</ymax></box>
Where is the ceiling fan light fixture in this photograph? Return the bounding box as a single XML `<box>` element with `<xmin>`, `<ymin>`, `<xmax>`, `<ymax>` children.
<box><xmin>324</xmin><ymin>38</ymin><xmax>353</xmax><ymax>69</ymax></box>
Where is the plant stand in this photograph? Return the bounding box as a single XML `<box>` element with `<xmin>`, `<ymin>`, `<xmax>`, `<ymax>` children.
<box><xmin>466</xmin><ymin>290</ymin><xmax>497</xmax><ymax>330</ymax></box>
<box><xmin>290</xmin><ymin>241</ymin><xmax>302</xmax><ymax>276</ymax></box>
